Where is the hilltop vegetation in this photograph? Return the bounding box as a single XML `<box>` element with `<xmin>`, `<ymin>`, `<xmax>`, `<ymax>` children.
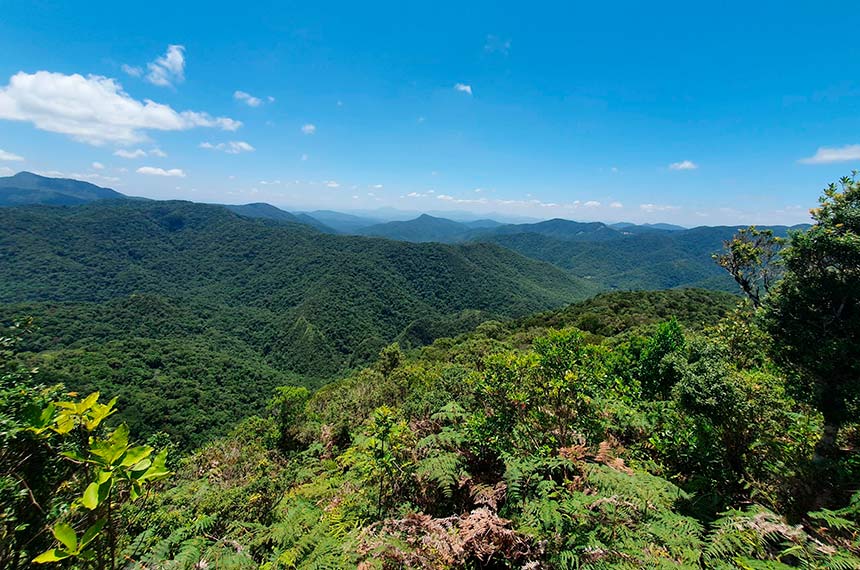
<box><xmin>1</xmin><ymin>173</ymin><xmax>857</xmax><ymax>569</ymax></box>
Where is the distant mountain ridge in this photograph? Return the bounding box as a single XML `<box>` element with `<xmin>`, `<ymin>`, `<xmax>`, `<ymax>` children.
<box><xmin>0</xmin><ymin>171</ymin><xmax>127</xmax><ymax>206</ymax></box>
<box><xmin>0</xmin><ymin>171</ymin><xmax>335</xmax><ymax>232</ymax></box>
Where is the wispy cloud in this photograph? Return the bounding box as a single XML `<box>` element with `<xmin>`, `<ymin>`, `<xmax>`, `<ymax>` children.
<box><xmin>609</xmin><ymin>201</ymin><xmax>623</xmax><ymax>208</ymax></box>
<box><xmin>234</xmin><ymin>90</ymin><xmax>265</xmax><ymax>107</ymax></box>
<box><xmin>301</xmin><ymin>123</ymin><xmax>316</xmax><ymax>135</ymax></box>
<box><xmin>200</xmin><ymin>141</ymin><xmax>255</xmax><ymax>154</ymax></box>
<box><xmin>114</xmin><ymin>149</ymin><xmax>147</xmax><ymax>159</ymax></box>
<box><xmin>146</xmin><ymin>45</ymin><xmax>185</xmax><ymax>87</ymax></box>
<box><xmin>640</xmin><ymin>203</ymin><xmax>680</xmax><ymax>213</ymax></box>
<box><xmin>91</xmin><ymin>161</ymin><xmax>104</xmax><ymax>170</ymax></box>
<box><xmin>121</xmin><ymin>64</ymin><xmax>142</xmax><ymax>78</ymax></box>
<box><xmin>325</xmin><ymin>180</ymin><xmax>340</xmax><ymax>188</ymax></box>
<box><xmin>799</xmin><ymin>144</ymin><xmax>860</xmax><ymax>164</ymax></box>
<box><xmin>0</xmin><ymin>148</ymin><xmax>24</xmax><ymax>161</ymax></box>
<box><xmin>0</xmin><ymin>71</ymin><xmax>240</xmax><ymax>145</ymax></box>
<box><xmin>454</xmin><ymin>83</ymin><xmax>473</xmax><ymax>96</ymax></box>
<box><xmin>668</xmin><ymin>160</ymin><xmax>698</xmax><ymax>170</ymax></box>
<box><xmin>136</xmin><ymin>166</ymin><xmax>185</xmax><ymax>177</ymax></box>
<box><xmin>484</xmin><ymin>35</ymin><xmax>511</xmax><ymax>55</ymax></box>
<box><xmin>583</xmin><ymin>200</ymin><xmax>601</xmax><ymax>208</ymax></box>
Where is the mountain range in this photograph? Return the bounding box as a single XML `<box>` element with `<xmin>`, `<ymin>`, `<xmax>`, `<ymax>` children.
<box><xmin>0</xmin><ymin>171</ymin><xmax>807</xmax><ymax>295</ymax></box>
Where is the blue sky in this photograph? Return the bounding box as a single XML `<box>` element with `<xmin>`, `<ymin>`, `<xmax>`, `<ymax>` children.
<box><xmin>1</xmin><ymin>0</ymin><xmax>859</xmax><ymax>225</ymax></box>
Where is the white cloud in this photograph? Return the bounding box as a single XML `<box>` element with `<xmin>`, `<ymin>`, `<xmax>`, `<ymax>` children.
<box><xmin>640</xmin><ymin>203</ymin><xmax>680</xmax><ymax>213</ymax></box>
<box><xmin>454</xmin><ymin>83</ymin><xmax>473</xmax><ymax>96</ymax></box>
<box><xmin>114</xmin><ymin>148</ymin><xmax>147</xmax><ymax>158</ymax></box>
<box><xmin>146</xmin><ymin>45</ymin><xmax>185</xmax><ymax>87</ymax></box>
<box><xmin>234</xmin><ymin>90</ymin><xmax>262</xmax><ymax>107</ymax></box>
<box><xmin>325</xmin><ymin>180</ymin><xmax>340</xmax><ymax>188</ymax></box>
<box><xmin>372</xmin><ymin>184</ymin><xmax>383</xmax><ymax>189</ymax></box>
<box><xmin>0</xmin><ymin>71</ymin><xmax>241</xmax><ymax>145</ymax></box>
<box><xmin>668</xmin><ymin>160</ymin><xmax>698</xmax><ymax>170</ymax></box>
<box><xmin>301</xmin><ymin>123</ymin><xmax>316</xmax><ymax>135</ymax></box>
<box><xmin>92</xmin><ymin>161</ymin><xmax>104</xmax><ymax>170</ymax></box>
<box><xmin>199</xmin><ymin>140</ymin><xmax>255</xmax><ymax>154</ymax></box>
<box><xmin>137</xmin><ymin>166</ymin><xmax>185</xmax><ymax>177</ymax></box>
<box><xmin>0</xmin><ymin>148</ymin><xmax>24</xmax><ymax>161</ymax></box>
<box><xmin>583</xmin><ymin>200</ymin><xmax>601</xmax><ymax>208</ymax></box>
<box><xmin>799</xmin><ymin>144</ymin><xmax>860</xmax><ymax>164</ymax></box>
<box><xmin>609</xmin><ymin>201</ymin><xmax>623</xmax><ymax>208</ymax></box>
<box><xmin>121</xmin><ymin>64</ymin><xmax>143</xmax><ymax>78</ymax></box>
<box><xmin>0</xmin><ymin>166</ymin><xmax>13</xmax><ymax>176</ymax></box>
<box><xmin>149</xmin><ymin>147</ymin><xmax>167</xmax><ymax>157</ymax></box>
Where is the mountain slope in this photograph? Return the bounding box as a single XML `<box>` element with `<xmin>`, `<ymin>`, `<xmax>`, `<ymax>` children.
<box><xmin>356</xmin><ymin>214</ymin><xmax>471</xmax><ymax>242</ymax></box>
<box><xmin>468</xmin><ymin>218</ymin><xmax>623</xmax><ymax>242</ymax></box>
<box><xmin>225</xmin><ymin>202</ymin><xmax>334</xmax><ymax>232</ymax></box>
<box><xmin>0</xmin><ymin>171</ymin><xmax>126</xmax><ymax>206</ymax></box>
<box><xmin>0</xmin><ymin>201</ymin><xmax>596</xmax><ymax>370</ymax></box>
<box><xmin>482</xmin><ymin>224</ymin><xmax>805</xmax><ymax>291</ymax></box>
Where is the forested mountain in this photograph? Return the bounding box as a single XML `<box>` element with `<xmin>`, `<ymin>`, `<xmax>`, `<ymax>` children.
<box><xmin>0</xmin><ymin>171</ymin><xmax>126</xmax><ymax>205</ymax></box>
<box><xmin>0</xmin><ymin>199</ymin><xmax>595</xmax><ymax>444</ymax></box>
<box><xmin>345</xmin><ymin>210</ymin><xmax>808</xmax><ymax>291</ymax></box>
<box><xmin>224</xmin><ymin>202</ymin><xmax>334</xmax><ymax>232</ymax></box>
<box><xmin>356</xmin><ymin>213</ymin><xmax>473</xmax><ymax>242</ymax></box>
<box><xmin>304</xmin><ymin>209</ymin><xmax>384</xmax><ymax>232</ymax></box>
<box><xmin>481</xmin><ymin>224</ymin><xmax>806</xmax><ymax>291</ymax></box>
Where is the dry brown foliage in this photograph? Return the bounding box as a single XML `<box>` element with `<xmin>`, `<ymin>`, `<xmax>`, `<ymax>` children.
<box><xmin>356</xmin><ymin>507</ymin><xmax>539</xmax><ymax>569</ymax></box>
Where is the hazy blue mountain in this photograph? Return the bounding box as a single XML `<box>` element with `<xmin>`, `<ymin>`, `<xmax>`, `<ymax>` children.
<box><xmin>0</xmin><ymin>171</ymin><xmax>126</xmax><ymax>206</ymax></box>
<box><xmin>468</xmin><ymin>218</ymin><xmax>623</xmax><ymax>242</ymax></box>
<box><xmin>305</xmin><ymin>210</ymin><xmax>382</xmax><ymax>232</ymax></box>
<box><xmin>225</xmin><ymin>203</ymin><xmax>334</xmax><ymax>232</ymax></box>
<box><xmin>610</xmin><ymin>222</ymin><xmax>687</xmax><ymax>232</ymax></box>
<box><xmin>356</xmin><ymin>214</ymin><xmax>472</xmax><ymax>242</ymax></box>
<box><xmin>463</xmin><ymin>218</ymin><xmax>503</xmax><ymax>229</ymax></box>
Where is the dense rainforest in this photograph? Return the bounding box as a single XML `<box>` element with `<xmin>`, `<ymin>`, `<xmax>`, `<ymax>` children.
<box><xmin>0</xmin><ymin>175</ymin><xmax>858</xmax><ymax>568</ymax></box>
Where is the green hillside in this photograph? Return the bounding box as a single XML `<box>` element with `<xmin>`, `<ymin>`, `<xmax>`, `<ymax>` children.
<box><xmin>483</xmin><ymin>224</ymin><xmax>805</xmax><ymax>291</ymax></box>
<box><xmin>0</xmin><ymin>200</ymin><xmax>596</xmax><ymax>444</ymax></box>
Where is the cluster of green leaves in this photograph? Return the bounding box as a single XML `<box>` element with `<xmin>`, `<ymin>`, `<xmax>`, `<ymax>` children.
<box><xmin>1</xmin><ymin>325</ymin><xmax>172</xmax><ymax>569</ymax></box>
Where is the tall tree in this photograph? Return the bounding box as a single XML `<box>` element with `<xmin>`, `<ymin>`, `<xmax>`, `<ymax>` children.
<box><xmin>713</xmin><ymin>226</ymin><xmax>783</xmax><ymax>308</ymax></box>
<box><xmin>762</xmin><ymin>175</ymin><xmax>860</xmax><ymax>457</ymax></box>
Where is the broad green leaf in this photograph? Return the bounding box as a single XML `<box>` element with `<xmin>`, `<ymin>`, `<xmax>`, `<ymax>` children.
<box><xmin>52</xmin><ymin>523</ymin><xmax>77</xmax><ymax>552</ymax></box>
<box><xmin>130</xmin><ymin>458</ymin><xmax>152</xmax><ymax>475</ymax></box>
<box><xmin>120</xmin><ymin>445</ymin><xmax>153</xmax><ymax>467</ymax></box>
<box><xmin>61</xmin><ymin>450</ymin><xmax>86</xmax><ymax>463</ymax></box>
<box><xmin>33</xmin><ymin>549</ymin><xmax>71</xmax><ymax>563</ymax></box>
<box><xmin>139</xmin><ymin>449</ymin><xmax>171</xmax><ymax>482</ymax></box>
<box><xmin>76</xmin><ymin>392</ymin><xmax>100</xmax><ymax>415</ymax></box>
<box><xmin>85</xmin><ymin>397</ymin><xmax>118</xmax><ymax>431</ymax></box>
<box><xmin>81</xmin><ymin>482</ymin><xmax>100</xmax><ymax>510</ymax></box>
<box><xmin>52</xmin><ymin>413</ymin><xmax>76</xmax><ymax>435</ymax></box>
<box><xmin>80</xmin><ymin>519</ymin><xmax>105</xmax><ymax>548</ymax></box>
